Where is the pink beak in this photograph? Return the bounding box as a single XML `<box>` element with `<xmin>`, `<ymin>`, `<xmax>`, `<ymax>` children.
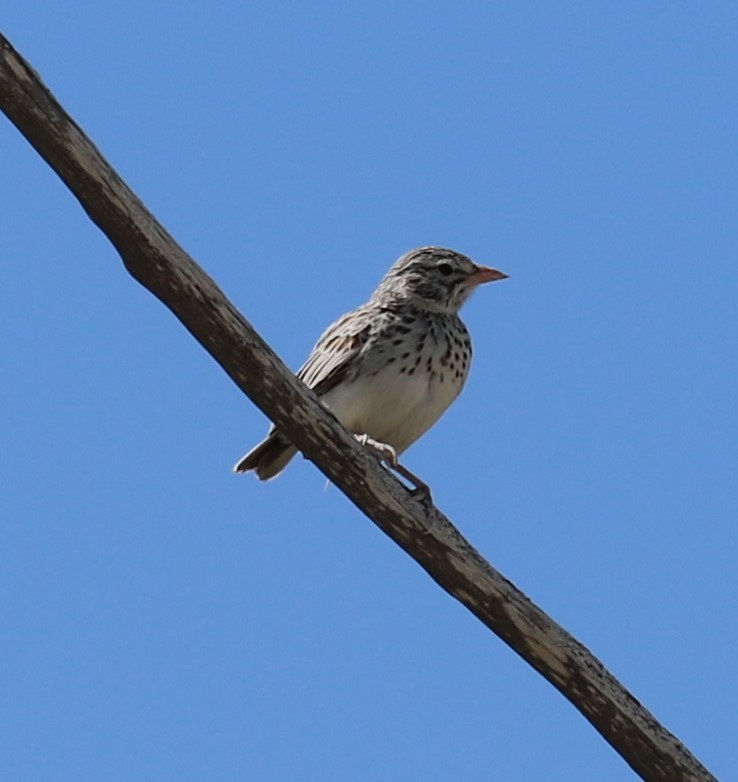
<box><xmin>468</xmin><ymin>264</ymin><xmax>508</xmax><ymax>286</ymax></box>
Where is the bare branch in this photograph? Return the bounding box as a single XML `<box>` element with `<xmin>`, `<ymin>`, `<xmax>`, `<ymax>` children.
<box><xmin>0</xmin><ymin>34</ymin><xmax>717</xmax><ymax>782</ymax></box>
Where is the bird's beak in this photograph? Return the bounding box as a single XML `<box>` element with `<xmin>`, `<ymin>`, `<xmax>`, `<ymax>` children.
<box><xmin>469</xmin><ymin>264</ymin><xmax>508</xmax><ymax>286</ymax></box>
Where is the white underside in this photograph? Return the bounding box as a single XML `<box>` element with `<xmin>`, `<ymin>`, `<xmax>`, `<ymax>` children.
<box><xmin>320</xmin><ymin>362</ymin><xmax>464</xmax><ymax>455</ymax></box>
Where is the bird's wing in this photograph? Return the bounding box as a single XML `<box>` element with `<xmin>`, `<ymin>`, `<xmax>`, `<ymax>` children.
<box><xmin>297</xmin><ymin>307</ymin><xmax>373</xmax><ymax>397</ymax></box>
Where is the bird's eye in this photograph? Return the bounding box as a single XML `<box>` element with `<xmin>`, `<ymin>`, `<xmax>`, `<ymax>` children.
<box><xmin>437</xmin><ymin>263</ymin><xmax>453</xmax><ymax>276</ymax></box>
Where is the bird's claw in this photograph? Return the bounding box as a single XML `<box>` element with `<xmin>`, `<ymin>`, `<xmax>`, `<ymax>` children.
<box><xmin>355</xmin><ymin>433</ymin><xmax>432</xmax><ymax>504</ymax></box>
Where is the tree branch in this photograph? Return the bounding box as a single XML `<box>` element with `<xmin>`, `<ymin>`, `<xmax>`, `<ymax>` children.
<box><xmin>0</xmin><ymin>33</ymin><xmax>717</xmax><ymax>782</ymax></box>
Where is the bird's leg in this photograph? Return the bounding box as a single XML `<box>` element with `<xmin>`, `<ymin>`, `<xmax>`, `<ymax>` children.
<box><xmin>355</xmin><ymin>434</ymin><xmax>432</xmax><ymax>502</ymax></box>
<box><xmin>393</xmin><ymin>463</ymin><xmax>432</xmax><ymax>503</ymax></box>
<box><xmin>355</xmin><ymin>433</ymin><xmax>397</xmax><ymax>464</ymax></box>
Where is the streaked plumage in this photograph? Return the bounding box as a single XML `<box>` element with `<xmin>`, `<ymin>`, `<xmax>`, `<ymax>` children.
<box><xmin>233</xmin><ymin>246</ymin><xmax>506</xmax><ymax>481</ymax></box>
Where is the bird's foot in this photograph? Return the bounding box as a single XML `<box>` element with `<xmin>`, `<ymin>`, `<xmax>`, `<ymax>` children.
<box><xmin>355</xmin><ymin>434</ymin><xmax>432</xmax><ymax>504</ymax></box>
<box><xmin>356</xmin><ymin>433</ymin><xmax>398</xmax><ymax>465</ymax></box>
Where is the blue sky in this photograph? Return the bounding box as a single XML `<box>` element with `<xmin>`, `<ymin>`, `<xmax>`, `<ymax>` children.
<box><xmin>2</xmin><ymin>3</ymin><xmax>736</xmax><ymax>780</ymax></box>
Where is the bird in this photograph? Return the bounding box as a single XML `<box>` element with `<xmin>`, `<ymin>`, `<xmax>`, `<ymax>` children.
<box><xmin>233</xmin><ymin>246</ymin><xmax>507</xmax><ymax>493</ymax></box>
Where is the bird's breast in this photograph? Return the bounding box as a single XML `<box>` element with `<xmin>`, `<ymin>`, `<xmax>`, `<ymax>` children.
<box><xmin>320</xmin><ymin>322</ymin><xmax>470</xmax><ymax>455</ymax></box>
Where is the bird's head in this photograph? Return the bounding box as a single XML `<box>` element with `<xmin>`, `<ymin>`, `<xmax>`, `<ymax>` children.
<box><xmin>372</xmin><ymin>246</ymin><xmax>507</xmax><ymax>313</ymax></box>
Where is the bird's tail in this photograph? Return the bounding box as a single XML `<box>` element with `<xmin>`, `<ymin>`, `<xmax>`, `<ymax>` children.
<box><xmin>232</xmin><ymin>431</ymin><xmax>298</xmax><ymax>480</ymax></box>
